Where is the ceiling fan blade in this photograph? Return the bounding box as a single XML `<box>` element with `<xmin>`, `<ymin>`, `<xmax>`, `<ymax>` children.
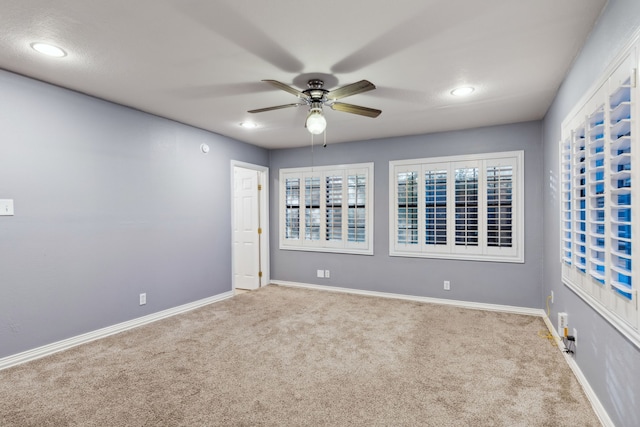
<box><xmin>262</xmin><ymin>80</ymin><xmax>307</xmax><ymax>99</ymax></box>
<box><xmin>248</xmin><ymin>103</ymin><xmax>304</xmax><ymax>113</ymax></box>
<box><xmin>331</xmin><ymin>102</ymin><xmax>382</xmax><ymax>118</ymax></box>
<box><xmin>327</xmin><ymin>80</ymin><xmax>376</xmax><ymax>100</ymax></box>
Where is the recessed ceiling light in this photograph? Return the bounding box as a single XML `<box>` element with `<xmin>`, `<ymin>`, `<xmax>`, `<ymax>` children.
<box><xmin>239</xmin><ymin>121</ymin><xmax>258</xmax><ymax>129</ymax></box>
<box><xmin>451</xmin><ymin>86</ymin><xmax>475</xmax><ymax>97</ymax></box>
<box><xmin>31</xmin><ymin>42</ymin><xmax>67</xmax><ymax>57</ymax></box>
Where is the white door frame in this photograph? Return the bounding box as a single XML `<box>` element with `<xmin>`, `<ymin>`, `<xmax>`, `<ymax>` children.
<box><xmin>230</xmin><ymin>160</ymin><xmax>270</xmax><ymax>289</ymax></box>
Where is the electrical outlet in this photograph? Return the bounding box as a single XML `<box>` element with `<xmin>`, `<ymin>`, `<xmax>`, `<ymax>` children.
<box><xmin>139</xmin><ymin>293</ymin><xmax>146</xmax><ymax>306</ymax></box>
<box><xmin>317</xmin><ymin>269</ymin><xmax>325</xmax><ymax>278</ymax></box>
<box><xmin>551</xmin><ymin>290</ymin><xmax>554</xmax><ymax>304</ymax></box>
<box><xmin>573</xmin><ymin>328</ymin><xmax>577</xmax><ymax>348</ymax></box>
<box><xmin>558</xmin><ymin>312</ymin><xmax>568</xmax><ymax>334</ymax></box>
<box><xmin>444</xmin><ymin>280</ymin><xmax>450</xmax><ymax>291</ymax></box>
<box><xmin>325</xmin><ymin>270</ymin><xmax>330</xmax><ymax>278</ymax></box>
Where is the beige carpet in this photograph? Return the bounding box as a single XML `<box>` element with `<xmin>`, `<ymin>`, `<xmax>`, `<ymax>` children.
<box><xmin>0</xmin><ymin>285</ymin><xmax>600</xmax><ymax>426</ymax></box>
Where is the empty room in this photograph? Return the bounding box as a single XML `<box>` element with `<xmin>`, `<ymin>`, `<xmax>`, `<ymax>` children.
<box><xmin>1</xmin><ymin>1</ymin><xmax>639</xmax><ymax>426</ymax></box>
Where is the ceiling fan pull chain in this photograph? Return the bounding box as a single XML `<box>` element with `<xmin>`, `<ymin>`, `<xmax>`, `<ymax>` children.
<box><xmin>311</xmin><ymin>133</ymin><xmax>315</xmax><ymax>171</ymax></box>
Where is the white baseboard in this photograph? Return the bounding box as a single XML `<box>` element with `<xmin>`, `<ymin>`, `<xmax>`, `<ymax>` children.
<box><xmin>0</xmin><ymin>290</ymin><xmax>234</xmax><ymax>371</ymax></box>
<box><xmin>270</xmin><ymin>280</ymin><xmax>545</xmax><ymax>317</ymax></box>
<box><xmin>272</xmin><ymin>280</ymin><xmax>613</xmax><ymax>427</ymax></box>
<box><xmin>540</xmin><ymin>315</ymin><xmax>614</xmax><ymax>427</ymax></box>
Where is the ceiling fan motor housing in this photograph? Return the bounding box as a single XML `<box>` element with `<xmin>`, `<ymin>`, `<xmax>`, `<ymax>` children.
<box><xmin>304</xmin><ymin>79</ymin><xmax>328</xmax><ymax>102</ymax></box>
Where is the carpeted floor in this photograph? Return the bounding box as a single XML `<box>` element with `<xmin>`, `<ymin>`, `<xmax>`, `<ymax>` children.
<box><xmin>0</xmin><ymin>285</ymin><xmax>600</xmax><ymax>426</ymax></box>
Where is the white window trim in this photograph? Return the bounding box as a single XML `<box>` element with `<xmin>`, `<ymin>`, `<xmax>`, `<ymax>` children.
<box><xmin>559</xmin><ymin>27</ymin><xmax>640</xmax><ymax>347</ymax></box>
<box><xmin>279</xmin><ymin>163</ymin><xmax>374</xmax><ymax>255</ymax></box>
<box><xmin>389</xmin><ymin>151</ymin><xmax>524</xmax><ymax>263</ymax></box>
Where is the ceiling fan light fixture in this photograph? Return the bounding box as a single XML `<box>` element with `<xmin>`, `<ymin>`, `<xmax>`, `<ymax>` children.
<box><xmin>30</xmin><ymin>42</ymin><xmax>67</xmax><ymax>57</ymax></box>
<box><xmin>451</xmin><ymin>86</ymin><xmax>475</xmax><ymax>97</ymax></box>
<box><xmin>306</xmin><ymin>110</ymin><xmax>327</xmax><ymax>135</ymax></box>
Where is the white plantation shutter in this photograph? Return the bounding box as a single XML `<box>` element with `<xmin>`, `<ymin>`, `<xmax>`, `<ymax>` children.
<box><xmin>485</xmin><ymin>157</ymin><xmax>519</xmax><ymax>259</ymax></box>
<box><xmin>486</xmin><ymin>164</ymin><xmax>513</xmax><ymax>248</ymax></box>
<box><xmin>347</xmin><ymin>172</ymin><xmax>368</xmax><ymax>245</ymax></box>
<box><xmin>561</xmin><ymin>137</ymin><xmax>573</xmax><ymax>266</ymax></box>
<box><xmin>560</xmin><ymin>42</ymin><xmax>639</xmax><ymax>343</ymax></box>
<box><xmin>325</xmin><ymin>174</ymin><xmax>343</xmax><ymax>242</ymax></box>
<box><xmin>574</xmin><ymin>122</ymin><xmax>588</xmax><ymax>275</ymax></box>
<box><xmin>424</xmin><ymin>168</ymin><xmax>448</xmax><ymax>247</ymax></box>
<box><xmin>280</xmin><ymin>163</ymin><xmax>373</xmax><ymax>255</ymax></box>
<box><xmin>587</xmin><ymin>105</ymin><xmax>606</xmax><ymax>285</ymax></box>
<box><xmin>454</xmin><ymin>166</ymin><xmax>479</xmax><ymax>247</ymax></box>
<box><xmin>390</xmin><ymin>151</ymin><xmax>523</xmax><ymax>263</ymax></box>
<box><xmin>304</xmin><ymin>176</ymin><xmax>321</xmax><ymax>242</ymax></box>
<box><xmin>452</xmin><ymin>163</ymin><xmax>482</xmax><ymax>257</ymax></box>
<box><xmin>395</xmin><ymin>168</ymin><xmax>420</xmax><ymax>249</ymax></box>
<box><xmin>284</xmin><ymin>177</ymin><xmax>300</xmax><ymax>241</ymax></box>
<box><xmin>609</xmin><ymin>77</ymin><xmax>633</xmax><ymax>301</ymax></box>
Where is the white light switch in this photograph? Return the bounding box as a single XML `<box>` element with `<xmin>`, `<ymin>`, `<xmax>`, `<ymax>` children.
<box><xmin>0</xmin><ymin>199</ymin><xmax>14</xmax><ymax>216</ymax></box>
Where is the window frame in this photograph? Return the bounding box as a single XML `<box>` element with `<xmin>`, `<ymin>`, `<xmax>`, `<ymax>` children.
<box><xmin>389</xmin><ymin>151</ymin><xmax>524</xmax><ymax>263</ymax></box>
<box><xmin>279</xmin><ymin>163</ymin><xmax>374</xmax><ymax>255</ymax></box>
<box><xmin>559</xmin><ymin>36</ymin><xmax>639</xmax><ymax>346</ymax></box>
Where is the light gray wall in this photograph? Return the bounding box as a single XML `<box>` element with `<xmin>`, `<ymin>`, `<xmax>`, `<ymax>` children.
<box><xmin>269</xmin><ymin>121</ymin><xmax>544</xmax><ymax>308</ymax></box>
<box><xmin>542</xmin><ymin>1</ymin><xmax>640</xmax><ymax>426</ymax></box>
<box><xmin>0</xmin><ymin>70</ymin><xmax>268</xmax><ymax>358</ymax></box>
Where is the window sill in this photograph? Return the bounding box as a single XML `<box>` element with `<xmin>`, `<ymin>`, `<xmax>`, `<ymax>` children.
<box><xmin>563</xmin><ymin>276</ymin><xmax>640</xmax><ymax>350</ymax></box>
<box><xmin>280</xmin><ymin>244</ymin><xmax>373</xmax><ymax>256</ymax></box>
<box><xmin>389</xmin><ymin>250</ymin><xmax>524</xmax><ymax>264</ymax></box>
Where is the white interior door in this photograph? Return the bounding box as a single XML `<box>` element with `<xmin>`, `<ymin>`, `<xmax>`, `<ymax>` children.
<box><xmin>233</xmin><ymin>166</ymin><xmax>261</xmax><ymax>290</ymax></box>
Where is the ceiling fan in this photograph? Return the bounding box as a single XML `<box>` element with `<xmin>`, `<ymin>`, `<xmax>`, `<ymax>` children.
<box><xmin>248</xmin><ymin>79</ymin><xmax>382</xmax><ymax>134</ymax></box>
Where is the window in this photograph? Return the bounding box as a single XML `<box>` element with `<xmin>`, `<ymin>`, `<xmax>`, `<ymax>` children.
<box><xmin>389</xmin><ymin>151</ymin><xmax>524</xmax><ymax>263</ymax></box>
<box><xmin>560</xmin><ymin>44</ymin><xmax>639</xmax><ymax>343</ymax></box>
<box><xmin>280</xmin><ymin>163</ymin><xmax>373</xmax><ymax>255</ymax></box>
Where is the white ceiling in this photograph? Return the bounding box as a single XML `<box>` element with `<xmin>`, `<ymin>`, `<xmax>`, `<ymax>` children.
<box><xmin>0</xmin><ymin>0</ymin><xmax>607</xmax><ymax>149</ymax></box>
